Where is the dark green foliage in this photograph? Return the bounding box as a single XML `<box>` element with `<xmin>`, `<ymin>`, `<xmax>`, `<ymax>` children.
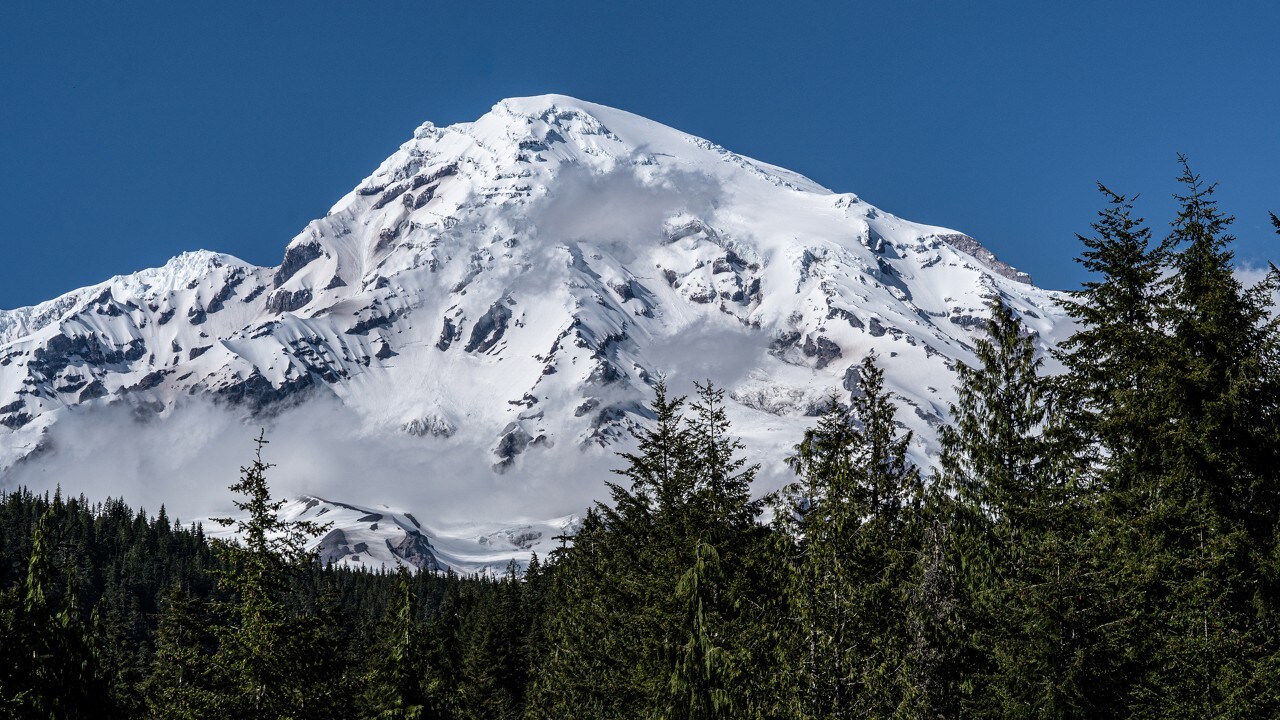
<box><xmin>363</xmin><ymin>567</ymin><xmax>428</xmax><ymax>720</ymax></box>
<box><xmin>1108</xmin><ymin>159</ymin><xmax>1280</xmax><ymax>717</ymax></box>
<box><xmin>773</xmin><ymin>355</ymin><xmax>927</xmax><ymax>718</ymax></box>
<box><xmin>1056</xmin><ymin>183</ymin><xmax>1170</xmax><ymax>482</ymax></box>
<box><xmin>530</xmin><ymin>380</ymin><xmax>767</xmax><ymax>719</ymax></box>
<box><xmin>0</xmin><ymin>507</ymin><xmax>105</xmax><ymax>718</ymax></box>
<box><xmin>207</xmin><ymin>430</ymin><xmax>333</xmax><ymax>719</ymax></box>
<box><xmin>667</xmin><ymin>541</ymin><xmax>735</xmax><ymax>720</ymax></box>
<box><xmin>938</xmin><ymin>298</ymin><xmax>1110</xmax><ymax>717</ymax></box>
<box><xmin>141</xmin><ymin>585</ymin><xmax>222</xmax><ymax>719</ymax></box>
<box><xmin>0</xmin><ymin>488</ymin><xmax>212</xmax><ymax>719</ymax></box>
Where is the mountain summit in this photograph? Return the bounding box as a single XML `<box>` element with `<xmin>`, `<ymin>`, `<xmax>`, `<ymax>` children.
<box><xmin>0</xmin><ymin>95</ymin><xmax>1068</xmax><ymax>569</ymax></box>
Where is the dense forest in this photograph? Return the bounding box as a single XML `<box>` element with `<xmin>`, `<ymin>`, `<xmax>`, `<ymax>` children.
<box><xmin>2</xmin><ymin>159</ymin><xmax>1279</xmax><ymax>719</ymax></box>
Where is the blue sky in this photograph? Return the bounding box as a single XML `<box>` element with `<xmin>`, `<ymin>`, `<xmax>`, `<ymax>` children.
<box><xmin>2</xmin><ymin>1</ymin><xmax>1277</xmax><ymax>307</ymax></box>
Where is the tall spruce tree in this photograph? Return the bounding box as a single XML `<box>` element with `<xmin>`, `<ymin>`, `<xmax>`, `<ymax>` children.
<box><xmin>530</xmin><ymin>381</ymin><xmax>763</xmax><ymax>719</ymax></box>
<box><xmin>0</xmin><ymin>508</ymin><xmax>103</xmax><ymax>719</ymax></box>
<box><xmin>528</xmin><ymin>509</ymin><xmax>641</xmax><ymax>719</ymax></box>
<box><xmin>363</xmin><ymin>567</ymin><xmax>427</xmax><ymax>720</ymax></box>
<box><xmin>938</xmin><ymin>298</ymin><xmax>1097</xmax><ymax>716</ymax></box>
<box><xmin>1161</xmin><ymin>158</ymin><xmax>1280</xmax><ymax>534</ymax></box>
<box><xmin>776</xmin><ymin>355</ymin><xmax>925</xmax><ymax>718</ymax></box>
<box><xmin>141</xmin><ymin>584</ymin><xmax>223</xmax><ymax>719</ymax></box>
<box><xmin>1057</xmin><ymin>184</ymin><xmax>1170</xmax><ymax>477</ymax></box>
<box><xmin>1121</xmin><ymin>159</ymin><xmax>1280</xmax><ymax>716</ymax></box>
<box><xmin>210</xmin><ymin>430</ymin><xmax>328</xmax><ymax>719</ymax></box>
<box><xmin>666</xmin><ymin>541</ymin><xmax>736</xmax><ymax>720</ymax></box>
<box><xmin>662</xmin><ymin>382</ymin><xmax>762</xmax><ymax>718</ymax></box>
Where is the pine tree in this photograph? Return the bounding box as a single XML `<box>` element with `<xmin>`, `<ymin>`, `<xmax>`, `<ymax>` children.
<box><xmin>0</xmin><ymin>509</ymin><xmax>104</xmax><ymax>719</ymax></box>
<box><xmin>457</xmin><ymin>565</ymin><xmax>527</xmax><ymax>720</ymax></box>
<box><xmin>775</xmin><ymin>394</ymin><xmax>857</xmax><ymax>718</ymax></box>
<box><xmin>775</xmin><ymin>355</ymin><xmax>926</xmax><ymax>718</ymax></box>
<box><xmin>141</xmin><ymin>584</ymin><xmax>223</xmax><ymax>719</ymax></box>
<box><xmin>666</xmin><ymin>541</ymin><xmax>736</xmax><ymax>720</ymax></box>
<box><xmin>528</xmin><ymin>509</ymin><xmax>638</xmax><ymax>719</ymax></box>
<box><xmin>1121</xmin><ymin>158</ymin><xmax>1280</xmax><ymax>716</ymax></box>
<box><xmin>685</xmin><ymin>381</ymin><xmax>762</xmax><ymax>537</ymax></box>
<box><xmin>530</xmin><ymin>381</ymin><xmax>763</xmax><ymax>719</ymax></box>
<box><xmin>1053</xmin><ymin>183</ymin><xmax>1175</xmax><ymax>714</ymax></box>
<box><xmin>937</xmin><ymin>298</ymin><xmax>1096</xmax><ymax>716</ymax></box>
<box><xmin>363</xmin><ymin>567</ymin><xmax>427</xmax><ymax>720</ymax></box>
<box><xmin>940</xmin><ymin>300</ymin><xmax>1051</xmax><ymax>529</ymax></box>
<box><xmin>614</xmin><ymin>378</ymin><xmax>693</xmax><ymax>516</ymax></box>
<box><xmin>210</xmin><ymin>429</ymin><xmax>329</xmax><ymax>719</ymax></box>
<box><xmin>1057</xmin><ymin>183</ymin><xmax>1170</xmax><ymax>479</ymax></box>
<box><xmin>421</xmin><ymin>571</ymin><xmax>467</xmax><ymax>719</ymax></box>
<box><xmin>1161</xmin><ymin>157</ymin><xmax>1280</xmax><ymax>534</ymax></box>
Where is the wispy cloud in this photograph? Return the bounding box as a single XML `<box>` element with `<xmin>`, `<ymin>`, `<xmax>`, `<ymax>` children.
<box><xmin>2</xmin><ymin>394</ymin><xmax>628</xmax><ymax>527</ymax></box>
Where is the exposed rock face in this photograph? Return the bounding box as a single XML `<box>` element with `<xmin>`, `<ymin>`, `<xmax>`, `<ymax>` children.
<box><xmin>387</xmin><ymin>532</ymin><xmax>443</xmax><ymax>571</ymax></box>
<box><xmin>464</xmin><ymin>302</ymin><xmax>512</xmax><ymax>354</ymax></box>
<box><xmin>316</xmin><ymin>529</ymin><xmax>357</xmax><ymax>566</ymax></box>
<box><xmin>265</xmin><ymin>288</ymin><xmax>313</xmax><ymax>314</ymax></box>
<box><xmin>275</xmin><ymin>241</ymin><xmax>324</xmax><ymax>287</ymax></box>
<box><xmin>312</xmin><ymin>518</ymin><xmax>442</xmax><ymax>572</ymax></box>
<box><xmin>402</xmin><ymin>413</ymin><xmax>457</xmax><ymax>438</ymax></box>
<box><xmin>939</xmin><ymin>233</ymin><xmax>1033</xmax><ymax>284</ymax></box>
<box><xmin>802</xmin><ymin>335</ymin><xmax>842</xmax><ymax>369</ymax></box>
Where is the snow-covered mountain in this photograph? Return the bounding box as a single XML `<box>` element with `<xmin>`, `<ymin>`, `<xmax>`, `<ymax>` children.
<box><xmin>0</xmin><ymin>95</ymin><xmax>1069</xmax><ymax>572</ymax></box>
<box><xmin>202</xmin><ymin>495</ymin><xmax>580</xmax><ymax>575</ymax></box>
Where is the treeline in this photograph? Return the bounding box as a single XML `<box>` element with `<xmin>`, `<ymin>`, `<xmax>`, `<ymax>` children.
<box><xmin>2</xmin><ymin>158</ymin><xmax>1279</xmax><ymax>718</ymax></box>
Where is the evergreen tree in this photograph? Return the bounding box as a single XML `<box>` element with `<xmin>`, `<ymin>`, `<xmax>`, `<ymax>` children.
<box><xmin>775</xmin><ymin>355</ymin><xmax>926</xmax><ymax>718</ymax></box>
<box><xmin>363</xmin><ymin>567</ymin><xmax>428</xmax><ymax>720</ymax></box>
<box><xmin>1057</xmin><ymin>183</ymin><xmax>1170</xmax><ymax>478</ymax></box>
<box><xmin>141</xmin><ymin>584</ymin><xmax>223</xmax><ymax>719</ymax></box>
<box><xmin>938</xmin><ymin>298</ymin><xmax>1095</xmax><ymax>716</ymax></box>
<box><xmin>666</xmin><ymin>541</ymin><xmax>736</xmax><ymax>720</ymax></box>
<box><xmin>1161</xmin><ymin>157</ymin><xmax>1280</xmax><ymax>535</ymax></box>
<box><xmin>0</xmin><ymin>509</ymin><xmax>104</xmax><ymax>719</ymax></box>
<box><xmin>210</xmin><ymin>430</ymin><xmax>328</xmax><ymax>719</ymax></box>
<box><xmin>457</xmin><ymin>565</ymin><xmax>527</xmax><ymax>720</ymax></box>
<box><xmin>422</xmin><ymin>571</ymin><xmax>467</xmax><ymax>719</ymax></box>
<box><xmin>1120</xmin><ymin>158</ymin><xmax>1280</xmax><ymax>716</ymax></box>
<box><xmin>1053</xmin><ymin>184</ymin><xmax>1176</xmax><ymax>715</ymax></box>
<box><xmin>528</xmin><ymin>509</ymin><xmax>638</xmax><ymax>719</ymax></box>
<box><xmin>530</xmin><ymin>381</ymin><xmax>763</xmax><ymax>719</ymax></box>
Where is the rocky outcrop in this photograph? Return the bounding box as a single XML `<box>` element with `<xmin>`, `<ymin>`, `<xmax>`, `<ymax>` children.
<box><xmin>274</xmin><ymin>241</ymin><xmax>323</xmax><ymax>287</ymax></box>
<box><xmin>938</xmin><ymin>233</ymin><xmax>1032</xmax><ymax>284</ymax></box>
<box><xmin>464</xmin><ymin>302</ymin><xmax>512</xmax><ymax>354</ymax></box>
<box><xmin>265</xmin><ymin>288</ymin><xmax>313</xmax><ymax>314</ymax></box>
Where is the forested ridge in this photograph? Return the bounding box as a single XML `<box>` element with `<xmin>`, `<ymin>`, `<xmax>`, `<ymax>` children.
<box><xmin>2</xmin><ymin>161</ymin><xmax>1280</xmax><ymax>718</ymax></box>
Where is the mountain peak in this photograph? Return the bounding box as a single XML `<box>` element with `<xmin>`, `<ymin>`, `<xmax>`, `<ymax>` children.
<box><xmin>1</xmin><ymin>96</ymin><xmax>1064</xmax><ymax>566</ymax></box>
<box><xmin>492</xmin><ymin>93</ymin><xmax>601</xmax><ymax>115</ymax></box>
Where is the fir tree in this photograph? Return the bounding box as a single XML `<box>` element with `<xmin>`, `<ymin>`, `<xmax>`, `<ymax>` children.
<box><xmin>210</xmin><ymin>430</ymin><xmax>328</xmax><ymax>719</ymax></box>
<box><xmin>666</xmin><ymin>541</ymin><xmax>736</xmax><ymax>720</ymax></box>
<box><xmin>0</xmin><ymin>509</ymin><xmax>104</xmax><ymax>719</ymax></box>
<box><xmin>776</xmin><ymin>355</ymin><xmax>926</xmax><ymax>718</ymax></box>
<box><xmin>938</xmin><ymin>298</ymin><xmax>1092</xmax><ymax>716</ymax></box>
<box><xmin>141</xmin><ymin>584</ymin><xmax>223</xmax><ymax>719</ymax></box>
<box><xmin>1121</xmin><ymin>158</ymin><xmax>1280</xmax><ymax>716</ymax></box>
<box><xmin>363</xmin><ymin>567</ymin><xmax>428</xmax><ymax>720</ymax></box>
<box><xmin>1057</xmin><ymin>183</ymin><xmax>1170</xmax><ymax>479</ymax></box>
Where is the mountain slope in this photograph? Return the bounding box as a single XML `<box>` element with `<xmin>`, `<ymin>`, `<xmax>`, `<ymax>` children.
<box><xmin>0</xmin><ymin>95</ymin><xmax>1069</xmax><ymax>570</ymax></box>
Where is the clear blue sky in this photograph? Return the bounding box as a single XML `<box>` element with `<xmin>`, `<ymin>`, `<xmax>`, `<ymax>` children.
<box><xmin>2</xmin><ymin>1</ymin><xmax>1277</xmax><ymax>307</ymax></box>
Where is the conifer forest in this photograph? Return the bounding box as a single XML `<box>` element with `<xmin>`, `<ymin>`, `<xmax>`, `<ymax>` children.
<box><xmin>3</xmin><ymin>162</ymin><xmax>1280</xmax><ymax>718</ymax></box>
